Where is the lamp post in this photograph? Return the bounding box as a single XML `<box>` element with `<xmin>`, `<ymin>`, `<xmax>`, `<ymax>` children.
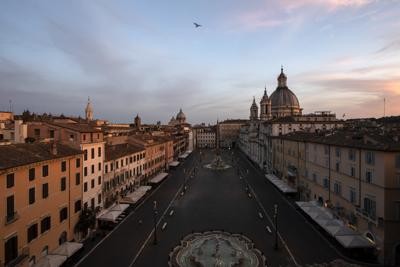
<box><xmin>274</xmin><ymin>204</ymin><xmax>278</xmax><ymax>250</ymax></box>
<box><xmin>153</xmin><ymin>201</ymin><xmax>158</xmax><ymax>245</ymax></box>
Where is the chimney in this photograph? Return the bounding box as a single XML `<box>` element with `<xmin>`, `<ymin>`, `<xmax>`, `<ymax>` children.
<box><xmin>51</xmin><ymin>142</ymin><xmax>57</xmax><ymax>155</ymax></box>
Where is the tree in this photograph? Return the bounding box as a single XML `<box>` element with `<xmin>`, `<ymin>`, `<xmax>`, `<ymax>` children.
<box><xmin>74</xmin><ymin>207</ymin><xmax>96</xmax><ymax>238</ymax></box>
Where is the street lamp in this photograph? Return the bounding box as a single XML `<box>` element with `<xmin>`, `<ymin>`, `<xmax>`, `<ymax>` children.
<box><xmin>274</xmin><ymin>204</ymin><xmax>278</xmax><ymax>250</ymax></box>
<box><xmin>153</xmin><ymin>201</ymin><xmax>158</xmax><ymax>245</ymax></box>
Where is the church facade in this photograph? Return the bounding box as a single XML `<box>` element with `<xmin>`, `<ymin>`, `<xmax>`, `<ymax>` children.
<box><xmin>239</xmin><ymin>68</ymin><xmax>343</xmax><ymax>172</ymax></box>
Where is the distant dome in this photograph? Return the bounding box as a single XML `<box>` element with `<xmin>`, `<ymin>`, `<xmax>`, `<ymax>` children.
<box><xmin>270</xmin><ymin>87</ymin><xmax>300</xmax><ymax>108</ymax></box>
<box><xmin>176</xmin><ymin>108</ymin><xmax>186</xmax><ymax>120</ymax></box>
<box><xmin>270</xmin><ymin>67</ymin><xmax>300</xmax><ymax>109</ymax></box>
<box><xmin>269</xmin><ymin>67</ymin><xmax>302</xmax><ymax>118</ymax></box>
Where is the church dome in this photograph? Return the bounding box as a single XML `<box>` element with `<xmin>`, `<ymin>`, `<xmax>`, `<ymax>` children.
<box><xmin>270</xmin><ymin>87</ymin><xmax>299</xmax><ymax>108</ymax></box>
<box><xmin>176</xmin><ymin>108</ymin><xmax>186</xmax><ymax>120</ymax></box>
<box><xmin>270</xmin><ymin>67</ymin><xmax>300</xmax><ymax>108</ymax></box>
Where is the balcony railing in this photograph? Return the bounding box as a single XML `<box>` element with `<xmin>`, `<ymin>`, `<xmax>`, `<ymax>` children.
<box><xmin>355</xmin><ymin>207</ymin><xmax>377</xmax><ymax>225</ymax></box>
<box><xmin>5</xmin><ymin>212</ymin><xmax>19</xmax><ymax>225</ymax></box>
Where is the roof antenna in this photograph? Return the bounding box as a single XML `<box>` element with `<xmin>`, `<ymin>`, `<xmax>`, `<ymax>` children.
<box><xmin>384</xmin><ymin>97</ymin><xmax>386</xmax><ymax>117</ymax></box>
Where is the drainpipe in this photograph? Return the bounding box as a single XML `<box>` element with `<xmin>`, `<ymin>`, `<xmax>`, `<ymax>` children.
<box><xmin>358</xmin><ymin>149</ymin><xmax>362</xmax><ymax>207</ymax></box>
<box><xmin>328</xmin><ymin>145</ymin><xmax>331</xmax><ymax>202</ymax></box>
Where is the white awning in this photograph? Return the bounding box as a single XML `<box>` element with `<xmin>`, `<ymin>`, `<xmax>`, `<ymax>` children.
<box><xmin>149</xmin><ymin>172</ymin><xmax>168</xmax><ymax>184</ymax></box>
<box><xmin>98</xmin><ymin>210</ymin><xmax>122</xmax><ymax>222</ymax></box>
<box><xmin>178</xmin><ymin>153</ymin><xmax>189</xmax><ymax>159</ymax></box>
<box><xmin>110</xmin><ymin>203</ymin><xmax>129</xmax><ymax>212</ymax></box>
<box><xmin>325</xmin><ymin>225</ymin><xmax>358</xmax><ymax>237</ymax></box>
<box><xmin>51</xmin><ymin>242</ymin><xmax>83</xmax><ymax>257</ymax></box>
<box><xmin>169</xmin><ymin>161</ymin><xmax>180</xmax><ymax>167</ymax></box>
<box><xmin>335</xmin><ymin>235</ymin><xmax>375</xmax><ymax>248</ymax></box>
<box><xmin>265</xmin><ymin>174</ymin><xmax>297</xmax><ymax>193</ymax></box>
<box><xmin>120</xmin><ymin>186</ymin><xmax>151</xmax><ymax>204</ymax></box>
<box><xmin>34</xmin><ymin>254</ymin><xmax>67</xmax><ymax>267</ymax></box>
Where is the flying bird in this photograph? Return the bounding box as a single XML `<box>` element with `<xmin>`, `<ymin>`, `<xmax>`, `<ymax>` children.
<box><xmin>193</xmin><ymin>22</ymin><xmax>202</xmax><ymax>28</ymax></box>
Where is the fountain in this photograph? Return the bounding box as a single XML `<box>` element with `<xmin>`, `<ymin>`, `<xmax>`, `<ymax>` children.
<box><xmin>169</xmin><ymin>231</ymin><xmax>265</xmax><ymax>267</ymax></box>
<box><xmin>204</xmin><ymin>121</ymin><xmax>231</xmax><ymax>170</ymax></box>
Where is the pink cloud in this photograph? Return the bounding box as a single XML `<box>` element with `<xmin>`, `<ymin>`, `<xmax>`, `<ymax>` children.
<box><xmin>281</xmin><ymin>0</ymin><xmax>372</xmax><ymax>11</ymax></box>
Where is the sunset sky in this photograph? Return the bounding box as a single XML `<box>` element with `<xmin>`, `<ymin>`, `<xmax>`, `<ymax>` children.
<box><xmin>1</xmin><ymin>0</ymin><xmax>399</xmax><ymax>124</ymax></box>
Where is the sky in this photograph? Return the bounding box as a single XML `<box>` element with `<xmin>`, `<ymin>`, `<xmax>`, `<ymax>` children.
<box><xmin>0</xmin><ymin>0</ymin><xmax>400</xmax><ymax>124</ymax></box>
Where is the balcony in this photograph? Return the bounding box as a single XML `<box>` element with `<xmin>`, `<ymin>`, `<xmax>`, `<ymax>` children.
<box><xmin>355</xmin><ymin>207</ymin><xmax>377</xmax><ymax>225</ymax></box>
<box><xmin>5</xmin><ymin>212</ymin><xmax>19</xmax><ymax>225</ymax></box>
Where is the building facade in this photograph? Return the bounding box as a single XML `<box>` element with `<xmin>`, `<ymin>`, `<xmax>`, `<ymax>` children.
<box><xmin>193</xmin><ymin>126</ymin><xmax>216</xmax><ymax>148</ymax></box>
<box><xmin>271</xmin><ymin>130</ymin><xmax>400</xmax><ymax>265</ymax></box>
<box><xmin>103</xmin><ymin>144</ymin><xmax>145</xmax><ymax>207</ymax></box>
<box><xmin>0</xmin><ymin>143</ymin><xmax>82</xmax><ymax>267</ymax></box>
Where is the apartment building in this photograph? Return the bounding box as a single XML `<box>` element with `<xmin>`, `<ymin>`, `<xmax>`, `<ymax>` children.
<box><xmin>103</xmin><ymin>144</ymin><xmax>145</xmax><ymax>207</ymax></box>
<box><xmin>128</xmin><ymin>135</ymin><xmax>167</xmax><ymax>181</ymax></box>
<box><xmin>193</xmin><ymin>126</ymin><xmax>216</xmax><ymax>148</ymax></box>
<box><xmin>272</xmin><ymin>130</ymin><xmax>400</xmax><ymax>265</ymax></box>
<box><xmin>27</xmin><ymin>122</ymin><xmax>105</xmax><ymax>210</ymax></box>
<box><xmin>0</xmin><ymin>143</ymin><xmax>82</xmax><ymax>267</ymax></box>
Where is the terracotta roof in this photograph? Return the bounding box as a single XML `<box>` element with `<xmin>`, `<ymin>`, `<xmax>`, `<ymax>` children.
<box><xmin>0</xmin><ymin>143</ymin><xmax>82</xmax><ymax>171</ymax></box>
<box><xmin>105</xmin><ymin>143</ymin><xmax>145</xmax><ymax>161</ymax></box>
<box><xmin>275</xmin><ymin>129</ymin><xmax>400</xmax><ymax>152</ymax></box>
<box><xmin>48</xmin><ymin>122</ymin><xmax>102</xmax><ymax>133</ymax></box>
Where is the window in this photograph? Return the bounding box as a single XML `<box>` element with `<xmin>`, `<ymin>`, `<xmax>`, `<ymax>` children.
<box><xmin>91</xmin><ymin>165</ymin><xmax>94</xmax><ymax>174</ymax></box>
<box><xmin>84</xmin><ymin>150</ymin><xmax>88</xmax><ymax>161</ymax></box>
<box><xmin>365</xmin><ymin>151</ymin><xmax>375</xmax><ymax>165</ymax></box>
<box><xmin>76</xmin><ymin>158</ymin><xmax>81</xmax><ymax>168</ymax></box>
<box><xmin>6</xmin><ymin>173</ymin><xmax>14</xmax><ymax>188</ymax></box>
<box><xmin>98</xmin><ymin>176</ymin><xmax>101</xmax><ymax>185</ymax></box>
<box><xmin>121</xmin><ymin>159</ymin><xmax>124</xmax><ymax>167</ymax></box>
<box><xmin>105</xmin><ymin>164</ymin><xmax>108</xmax><ymax>173</ymax></box>
<box><xmin>29</xmin><ymin>187</ymin><xmax>35</xmax><ymax>205</ymax></box>
<box><xmin>74</xmin><ymin>200</ymin><xmax>82</xmax><ymax>213</ymax></box>
<box><xmin>60</xmin><ymin>177</ymin><xmax>66</xmax><ymax>191</ymax></box>
<box><xmin>84</xmin><ymin>182</ymin><xmax>88</xmax><ymax>192</ymax></box>
<box><xmin>42</xmin><ymin>183</ymin><xmax>49</xmax><ymax>199</ymax></box>
<box><xmin>98</xmin><ymin>147</ymin><xmax>101</xmax><ymax>157</ymax></box>
<box><xmin>34</xmin><ymin>129</ymin><xmax>40</xmax><ymax>136</ymax></box>
<box><xmin>5</xmin><ymin>235</ymin><xmax>18</xmax><ymax>264</ymax></box>
<box><xmin>98</xmin><ymin>162</ymin><xmax>101</xmax><ymax>171</ymax></box>
<box><xmin>91</xmin><ymin>148</ymin><xmax>95</xmax><ymax>159</ymax></box>
<box><xmin>350</xmin><ymin>187</ymin><xmax>356</xmax><ymax>204</ymax></box>
<box><xmin>324</xmin><ymin>145</ymin><xmax>329</xmax><ymax>155</ymax></box>
<box><xmin>335</xmin><ymin>147</ymin><xmax>341</xmax><ymax>158</ymax></box>
<box><xmin>348</xmin><ymin>149</ymin><xmax>356</xmax><ymax>161</ymax></box>
<box><xmin>59</xmin><ymin>207</ymin><xmax>68</xmax><ymax>222</ymax></box>
<box><xmin>40</xmin><ymin>216</ymin><xmax>51</xmax><ymax>233</ymax></box>
<box><xmin>27</xmin><ymin>223</ymin><xmax>38</xmax><ymax>243</ymax></box>
<box><xmin>42</xmin><ymin>165</ymin><xmax>48</xmax><ymax>177</ymax></box>
<box><xmin>312</xmin><ymin>173</ymin><xmax>317</xmax><ymax>182</ymax></box>
<box><xmin>116</xmin><ymin>161</ymin><xmax>119</xmax><ymax>169</ymax></box>
<box><xmin>395</xmin><ymin>202</ymin><xmax>400</xmax><ymax>221</ymax></box>
<box><xmin>110</xmin><ymin>163</ymin><xmax>114</xmax><ymax>171</ymax></box>
<box><xmin>84</xmin><ymin>167</ymin><xmax>87</xmax><ymax>177</ymax></box>
<box><xmin>350</xmin><ymin>166</ymin><xmax>355</xmax><ymax>177</ymax></box>
<box><xmin>6</xmin><ymin>195</ymin><xmax>15</xmax><ymax>222</ymax></box>
<box><xmin>335</xmin><ymin>162</ymin><xmax>340</xmax><ymax>172</ymax></box>
<box><xmin>90</xmin><ymin>198</ymin><xmax>95</xmax><ymax>209</ymax></box>
<box><xmin>75</xmin><ymin>173</ymin><xmax>80</xmax><ymax>185</ymax></box>
<box><xmin>83</xmin><ymin>134</ymin><xmax>86</xmax><ymax>141</ymax></box>
<box><xmin>91</xmin><ymin>179</ymin><xmax>95</xmax><ymax>188</ymax></box>
<box><xmin>323</xmin><ymin>178</ymin><xmax>329</xmax><ymax>189</ymax></box>
<box><xmin>364</xmin><ymin>196</ymin><xmax>376</xmax><ymax>220</ymax></box>
<box><xmin>396</xmin><ymin>154</ymin><xmax>400</xmax><ymax>169</ymax></box>
<box><xmin>98</xmin><ymin>194</ymin><xmax>102</xmax><ymax>204</ymax></box>
<box><xmin>61</xmin><ymin>161</ymin><xmax>66</xmax><ymax>172</ymax></box>
<box><xmin>29</xmin><ymin>168</ymin><xmax>35</xmax><ymax>181</ymax></box>
<box><xmin>334</xmin><ymin>182</ymin><xmax>341</xmax><ymax>195</ymax></box>
<box><xmin>366</xmin><ymin>170</ymin><xmax>373</xmax><ymax>183</ymax></box>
